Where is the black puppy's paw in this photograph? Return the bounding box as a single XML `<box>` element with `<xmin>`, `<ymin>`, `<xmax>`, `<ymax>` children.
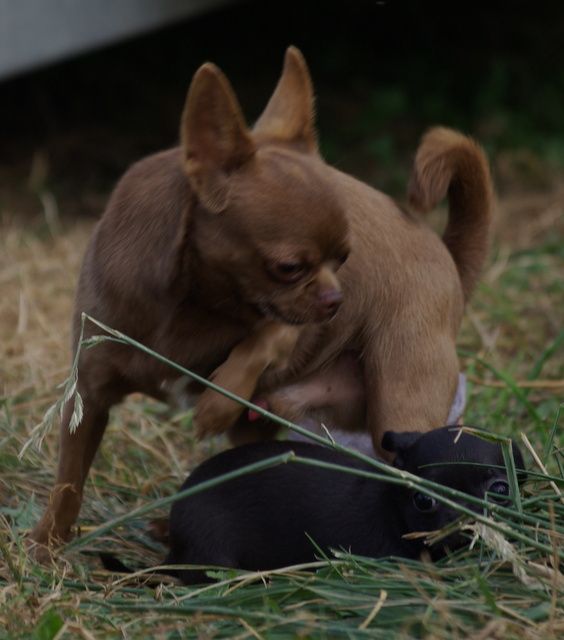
<box><xmin>100</xmin><ymin>552</ymin><xmax>133</xmax><ymax>574</ymax></box>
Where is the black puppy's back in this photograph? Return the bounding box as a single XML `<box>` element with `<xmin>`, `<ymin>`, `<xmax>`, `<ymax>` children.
<box><xmin>166</xmin><ymin>441</ymin><xmax>404</xmax><ymax>583</ymax></box>
<box><xmin>102</xmin><ymin>428</ymin><xmax>523</xmax><ymax>584</ymax></box>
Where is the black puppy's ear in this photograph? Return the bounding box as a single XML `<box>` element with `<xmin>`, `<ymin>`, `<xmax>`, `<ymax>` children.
<box><xmin>382</xmin><ymin>431</ymin><xmax>421</xmax><ymax>453</ymax></box>
<box><xmin>382</xmin><ymin>431</ymin><xmax>421</xmax><ymax>467</ymax></box>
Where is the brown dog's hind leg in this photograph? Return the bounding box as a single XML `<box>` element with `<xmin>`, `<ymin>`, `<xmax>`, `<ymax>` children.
<box><xmin>30</xmin><ymin>386</ymin><xmax>119</xmax><ymax>551</ymax></box>
<box><xmin>366</xmin><ymin>335</ymin><xmax>460</xmax><ymax>460</ymax></box>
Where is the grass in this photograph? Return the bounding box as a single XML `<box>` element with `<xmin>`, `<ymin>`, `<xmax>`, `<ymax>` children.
<box><xmin>2</xmin><ymin>6</ymin><xmax>564</xmax><ymax>634</ymax></box>
<box><xmin>1</xmin><ymin>173</ymin><xmax>563</xmax><ymax>637</ymax></box>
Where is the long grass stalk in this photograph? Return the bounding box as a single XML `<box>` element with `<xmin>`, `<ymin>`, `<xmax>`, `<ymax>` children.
<box><xmin>78</xmin><ymin>313</ymin><xmax>376</xmax><ymax>464</ymax></box>
<box><xmin>64</xmin><ymin>451</ymin><xmax>295</xmax><ymax>551</ymax></box>
<box><xmin>9</xmin><ymin>314</ymin><xmax>561</xmax><ymax>639</ymax></box>
<box><xmin>56</xmin><ymin>315</ymin><xmax>562</xmax><ymax>561</ymax></box>
<box><xmin>76</xmin><ymin>316</ymin><xmax>522</xmax><ymax>497</ymax></box>
<box><xmin>66</xmin><ymin>440</ymin><xmax>561</xmax><ymax>560</ymax></box>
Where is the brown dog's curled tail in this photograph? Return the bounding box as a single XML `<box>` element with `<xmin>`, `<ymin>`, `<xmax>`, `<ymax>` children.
<box><xmin>408</xmin><ymin>127</ymin><xmax>493</xmax><ymax>302</ymax></box>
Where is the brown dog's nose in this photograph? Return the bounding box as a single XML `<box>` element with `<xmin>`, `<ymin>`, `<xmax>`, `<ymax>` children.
<box><xmin>318</xmin><ymin>288</ymin><xmax>343</xmax><ymax>317</ymax></box>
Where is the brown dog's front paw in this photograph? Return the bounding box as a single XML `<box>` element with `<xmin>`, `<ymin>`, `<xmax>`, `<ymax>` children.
<box><xmin>25</xmin><ymin>537</ymin><xmax>56</xmax><ymax>565</ymax></box>
<box><xmin>26</xmin><ymin>520</ymin><xmax>68</xmax><ymax>565</ymax></box>
<box><xmin>193</xmin><ymin>388</ymin><xmax>244</xmax><ymax>439</ymax></box>
<box><xmin>28</xmin><ymin>497</ymin><xmax>78</xmax><ymax>561</ymax></box>
<box><xmin>193</xmin><ymin>321</ymin><xmax>303</xmax><ymax>440</ymax></box>
<box><xmin>193</xmin><ymin>355</ymin><xmax>258</xmax><ymax>438</ymax></box>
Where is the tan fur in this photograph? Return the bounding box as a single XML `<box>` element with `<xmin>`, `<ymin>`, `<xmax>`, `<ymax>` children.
<box><xmin>245</xmin><ymin>128</ymin><xmax>493</xmax><ymax>440</ymax></box>
<box><xmin>30</xmin><ymin>47</ymin><xmax>492</xmax><ymax>551</ymax></box>
<box><xmin>253</xmin><ymin>46</ymin><xmax>318</xmax><ymax>153</ymax></box>
<box><xmin>181</xmin><ymin>63</ymin><xmax>255</xmax><ymax>212</ymax></box>
<box><xmin>409</xmin><ymin>127</ymin><xmax>493</xmax><ymax>301</ymax></box>
<box><xmin>194</xmin><ymin>322</ymin><xmax>300</xmax><ymax>438</ymax></box>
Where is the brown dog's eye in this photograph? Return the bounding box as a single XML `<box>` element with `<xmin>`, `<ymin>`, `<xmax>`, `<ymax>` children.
<box><xmin>271</xmin><ymin>261</ymin><xmax>307</xmax><ymax>284</ymax></box>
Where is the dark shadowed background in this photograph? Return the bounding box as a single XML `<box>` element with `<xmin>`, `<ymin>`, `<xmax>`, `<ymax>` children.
<box><xmin>2</xmin><ymin>0</ymin><xmax>564</xmax><ymax>217</ymax></box>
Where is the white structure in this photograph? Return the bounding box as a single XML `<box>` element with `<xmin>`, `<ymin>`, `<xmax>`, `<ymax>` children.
<box><xmin>0</xmin><ymin>0</ymin><xmax>232</xmax><ymax>80</ymax></box>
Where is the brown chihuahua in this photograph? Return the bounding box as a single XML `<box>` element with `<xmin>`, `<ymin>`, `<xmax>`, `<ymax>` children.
<box><xmin>30</xmin><ymin>47</ymin><xmax>492</xmax><ymax>552</ymax></box>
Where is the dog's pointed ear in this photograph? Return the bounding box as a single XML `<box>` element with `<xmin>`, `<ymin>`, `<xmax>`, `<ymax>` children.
<box><xmin>181</xmin><ymin>63</ymin><xmax>255</xmax><ymax>213</ymax></box>
<box><xmin>253</xmin><ymin>46</ymin><xmax>318</xmax><ymax>153</ymax></box>
<box><xmin>382</xmin><ymin>431</ymin><xmax>421</xmax><ymax>468</ymax></box>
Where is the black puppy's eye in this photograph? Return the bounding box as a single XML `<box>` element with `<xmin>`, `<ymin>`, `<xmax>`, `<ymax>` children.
<box><xmin>413</xmin><ymin>492</ymin><xmax>438</xmax><ymax>513</ymax></box>
<box><xmin>486</xmin><ymin>479</ymin><xmax>511</xmax><ymax>504</ymax></box>
<box><xmin>271</xmin><ymin>261</ymin><xmax>307</xmax><ymax>283</ymax></box>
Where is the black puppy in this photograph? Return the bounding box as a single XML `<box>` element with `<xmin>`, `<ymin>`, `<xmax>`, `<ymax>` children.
<box><xmin>103</xmin><ymin>426</ymin><xmax>524</xmax><ymax>584</ymax></box>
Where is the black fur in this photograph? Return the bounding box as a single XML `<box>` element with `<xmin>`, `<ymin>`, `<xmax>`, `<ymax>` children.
<box><xmin>102</xmin><ymin>426</ymin><xmax>524</xmax><ymax>584</ymax></box>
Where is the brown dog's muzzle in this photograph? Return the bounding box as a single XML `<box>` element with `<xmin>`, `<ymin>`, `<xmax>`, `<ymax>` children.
<box><xmin>314</xmin><ymin>265</ymin><xmax>343</xmax><ymax>320</ymax></box>
<box><xmin>316</xmin><ymin>287</ymin><xmax>343</xmax><ymax>319</ymax></box>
